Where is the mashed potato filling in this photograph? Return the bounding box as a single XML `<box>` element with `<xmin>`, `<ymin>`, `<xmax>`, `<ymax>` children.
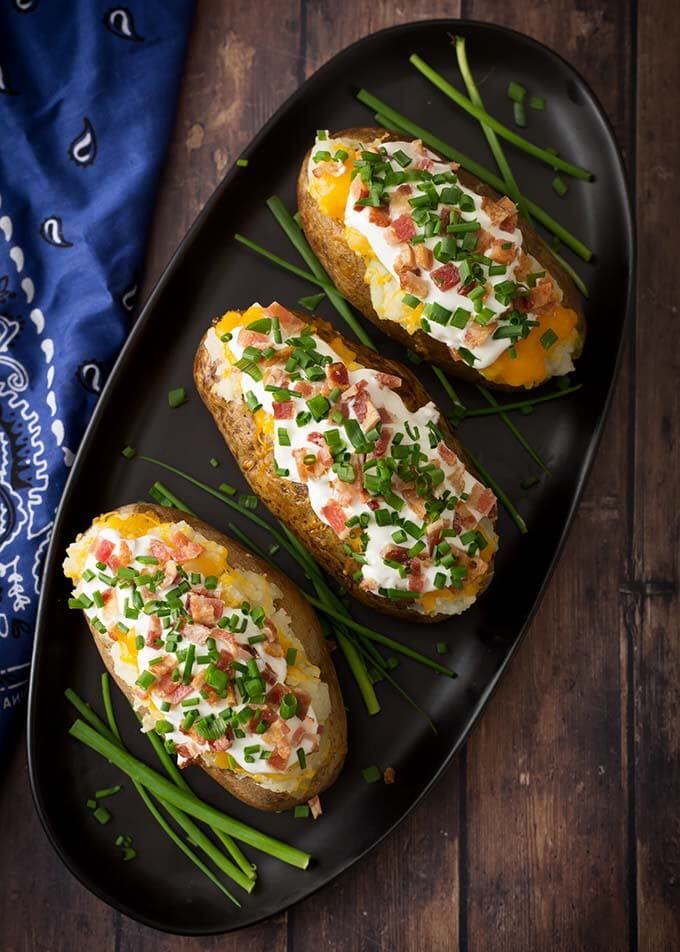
<box><xmin>307</xmin><ymin>132</ymin><xmax>581</xmax><ymax>388</ymax></box>
<box><xmin>65</xmin><ymin>512</ymin><xmax>330</xmax><ymax>787</ymax></box>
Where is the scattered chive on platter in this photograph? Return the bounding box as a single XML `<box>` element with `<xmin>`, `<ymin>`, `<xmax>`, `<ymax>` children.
<box><xmin>28</xmin><ymin>20</ymin><xmax>632</xmax><ymax>935</ymax></box>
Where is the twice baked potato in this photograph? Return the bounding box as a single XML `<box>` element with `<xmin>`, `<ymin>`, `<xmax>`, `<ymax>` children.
<box><xmin>64</xmin><ymin>503</ymin><xmax>347</xmax><ymax>811</ymax></box>
<box><xmin>297</xmin><ymin>127</ymin><xmax>585</xmax><ymax>390</ymax></box>
<box><xmin>195</xmin><ymin>302</ymin><xmax>498</xmax><ymax>622</ymax></box>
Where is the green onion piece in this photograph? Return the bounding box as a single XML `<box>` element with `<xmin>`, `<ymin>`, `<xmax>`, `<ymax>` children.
<box><xmin>168</xmin><ymin>387</ymin><xmax>187</xmax><ymax>409</ymax></box>
<box><xmin>294</xmin><ymin>805</ymin><xmax>310</xmax><ymax>819</ymax></box>
<box><xmin>513</xmin><ymin>101</ymin><xmax>526</xmax><ymax>128</ymax></box>
<box><xmin>436</xmin><ymin>642</ymin><xmax>448</xmax><ymax>655</ymax></box>
<box><xmin>93</xmin><ymin>806</ymin><xmax>111</xmax><ymax>824</ymax></box>
<box><xmin>540</xmin><ymin>328</ymin><xmax>559</xmax><ymax>350</ymax></box>
<box><xmin>236</xmin><ymin>158</ymin><xmax>248</xmax><ymax>168</ymax></box>
<box><xmin>507</xmin><ymin>80</ymin><xmax>526</xmax><ymax>103</ymax></box>
<box><xmin>529</xmin><ymin>95</ymin><xmax>546</xmax><ymax>111</ymax></box>
<box><xmin>296</xmin><ymin>748</ymin><xmax>306</xmax><ymax>769</ymax></box>
<box><xmin>86</xmin><ymin>798</ymin><xmax>97</xmax><ymax>809</ymax></box>
<box><xmin>298</xmin><ymin>292</ymin><xmax>326</xmax><ymax>311</ymax></box>
<box><xmin>182</xmin><ymin>643</ymin><xmax>195</xmax><ymax>684</ymax></box>
<box><xmin>122</xmin><ymin>446</ymin><xmax>136</xmax><ymax>459</ymax></box>
<box><xmin>94</xmin><ymin>784</ymin><xmax>122</xmax><ymax>799</ymax></box>
<box><xmin>279</xmin><ymin>693</ymin><xmax>298</xmax><ymax>720</ymax></box>
<box><xmin>362</xmin><ymin>765</ymin><xmax>381</xmax><ymax>784</ymax></box>
<box><xmin>209</xmin><ymin>457</ymin><xmax>220</xmax><ymax>468</ymax></box>
<box><xmin>552</xmin><ymin>176</ymin><xmax>568</xmax><ymax>197</ymax></box>
<box><xmin>135</xmin><ymin>671</ymin><xmax>156</xmax><ymax>691</ymax></box>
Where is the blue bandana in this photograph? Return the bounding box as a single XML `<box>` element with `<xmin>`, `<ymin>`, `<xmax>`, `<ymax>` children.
<box><xmin>0</xmin><ymin>1</ymin><xmax>194</xmax><ymax>748</ymax></box>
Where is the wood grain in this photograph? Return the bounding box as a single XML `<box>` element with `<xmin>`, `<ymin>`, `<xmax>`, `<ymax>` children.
<box><xmin>458</xmin><ymin>2</ymin><xmax>634</xmax><ymax>950</ymax></box>
<box><xmin>633</xmin><ymin>0</ymin><xmax>680</xmax><ymax>948</ymax></box>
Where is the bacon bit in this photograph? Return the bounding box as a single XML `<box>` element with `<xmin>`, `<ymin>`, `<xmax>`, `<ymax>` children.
<box><xmin>408</xmin><ymin>559</ymin><xmax>425</xmax><ymax>592</ymax></box>
<box><xmin>237</xmin><ymin>327</ymin><xmax>271</xmax><ymax>350</ymax></box>
<box><xmin>146</xmin><ymin>614</ymin><xmax>162</xmax><ymax>648</ymax></box>
<box><xmin>414</xmin><ymin>156</ymin><xmax>434</xmax><ymax>171</ymax></box>
<box><xmin>321</xmin><ymin>500</ymin><xmax>348</xmax><ymax>537</ymax></box>
<box><xmin>273</xmin><ymin>400</ymin><xmax>294</xmax><ymax>419</ymax></box>
<box><xmin>514</xmin><ymin>252</ymin><xmax>533</xmax><ymax>282</ymax></box>
<box><xmin>389</xmin><ymin>185</ymin><xmax>413</xmax><ymax>217</ymax></box>
<box><xmin>187</xmin><ymin>593</ymin><xmax>224</xmax><ymax>626</ymax></box>
<box><xmin>175</xmin><ymin>743</ymin><xmax>195</xmax><ymax>764</ymax></box>
<box><xmin>213</xmin><ymin>648</ymin><xmax>234</xmax><ymax>671</ymax></box>
<box><xmin>109</xmin><ymin>540</ymin><xmax>133</xmax><ymax>571</ymax></box>
<box><xmin>368</xmin><ymin>206</ymin><xmax>391</xmax><ymax>227</ymax></box>
<box><xmin>169</xmin><ymin>682</ymin><xmax>195</xmax><ymax>706</ymax></box>
<box><xmin>464</xmin><ymin>322</ymin><xmax>496</xmax><ymax>348</ymax></box>
<box><xmin>264</xmin><ymin>302</ymin><xmax>304</xmax><ymax>335</ymax></box>
<box><xmin>467</xmin><ymin>483</ymin><xmax>497</xmax><ymax>518</ymax></box>
<box><xmin>401</xmin><ymin>270</ymin><xmax>429</xmax><ymax>297</ymax></box>
<box><xmin>293</xmin><ymin>447</ymin><xmax>331</xmax><ymax>481</ymax></box>
<box><xmin>518</xmin><ymin>276</ymin><xmax>558</xmax><ymax>312</ymax></box>
<box><xmin>93</xmin><ymin>537</ymin><xmax>114</xmax><ymax>564</ymax></box>
<box><xmin>372</xmin><ymin>427</ymin><xmax>392</xmax><ymax>458</ymax></box>
<box><xmin>376</xmin><ymin>372</ymin><xmax>402</xmax><ymax>390</ymax></box>
<box><xmin>439</xmin><ymin>208</ymin><xmax>451</xmax><ymax>229</ymax></box>
<box><xmin>458</xmin><ymin>282</ymin><xmax>476</xmax><ymax>297</ymax></box>
<box><xmin>383</xmin><ymin>767</ymin><xmax>396</xmax><ymax>784</ymax></box>
<box><xmin>488</xmin><ymin>241</ymin><xmax>517</xmax><ymax>265</ymax></box>
<box><xmin>264</xmin><ymin>619</ymin><xmax>278</xmax><ymax>643</ymax></box>
<box><xmin>431</xmin><ymin>263</ymin><xmax>460</xmax><ymax>291</ymax></box>
<box><xmin>426</xmin><ymin>518</ymin><xmax>444</xmax><ymax>555</ymax></box>
<box><xmin>181</xmin><ymin>622</ymin><xmax>212</xmax><ymax>645</ymax></box>
<box><xmin>457</xmin><ymin>549</ymin><xmax>487</xmax><ymax>580</ymax></box>
<box><xmin>308</xmin><ymin>795</ymin><xmax>322</xmax><ymax>819</ymax></box>
<box><xmin>268</xmin><ymin>751</ymin><xmax>290</xmax><ymax>771</ymax></box>
<box><xmin>367</xmin><ymin>498</ymin><xmax>380</xmax><ymax>511</ymax></box>
<box><xmin>437</xmin><ymin>442</ymin><xmax>459</xmax><ymax>466</ymax></box>
<box><xmin>482</xmin><ymin>195</ymin><xmax>517</xmax><ymax>229</ymax></box>
<box><xmin>452</xmin><ymin>504</ymin><xmax>478</xmax><ymax>533</ymax></box>
<box><xmin>102</xmin><ymin>590</ymin><xmax>118</xmax><ymax>626</ymax></box>
<box><xmin>499</xmin><ymin>215</ymin><xmax>517</xmax><ymax>234</ymax></box>
<box><xmin>349</xmin><ymin>387</ymin><xmax>380</xmax><ymax>431</ymax></box>
<box><xmin>401</xmin><ymin>484</ymin><xmax>428</xmax><ymax>519</ymax></box>
<box><xmin>327</xmin><ymin>361</ymin><xmax>349</xmax><ymax>389</ymax></box>
<box><xmin>391</xmin><ymin>214</ymin><xmax>416</xmax><ymax>242</ymax></box>
<box><xmin>170</xmin><ymin>531</ymin><xmax>204</xmax><ymax>563</ymax></box>
<box><xmin>381</xmin><ymin>545</ymin><xmax>410</xmax><ymax>564</ymax></box>
<box><xmin>414</xmin><ymin>244</ymin><xmax>433</xmax><ymax>270</ymax></box>
<box><xmin>149</xmin><ymin>539</ymin><xmax>172</xmax><ymax>565</ymax></box>
<box><xmin>294</xmin><ymin>379</ymin><xmax>314</xmax><ymax>399</ymax></box>
<box><xmin>294</xmin><ymin>690</ymin><xmax>311</xmax><ymax>720</ymax></box>
<box><xmin>218</xmin><ymin>631</ymin><xmax>252</xmax><ymax>662</ymax></box>
<box><xmin>350</xmin><ymin>176</ymin><xmax>369</xmax><ymax>210</ymax></box>
<box><xmin>209</xmin><ymin>736</ymin><xmax>232</xmax><ymax>752</ymax></box>
<box><xmin>162</xmin><ymin>558</ymin><xmax>178</xmax><ymax>588</ymax></box>
<box><xmin>394</xmin><ymin>245</ymin><xmax>416</xmax><ymax>273</ymax></box>
<box><xmin>377</xmin><ymin>407</ymin><xmax>394</xmax><ymax>426</ymax></box>
<box><xmin>265</xmin><ymin>683</ymin><xmax>287</xmax><ymax>707</ymax></box>
<box><xmin>263</xmin><ymin>366</ymin><xmax>290</xmax><ymax>390</ymax></box>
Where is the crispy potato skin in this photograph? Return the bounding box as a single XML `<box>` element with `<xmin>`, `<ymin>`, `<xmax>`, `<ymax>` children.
<box><xmin>77</xmin><ymin>502</ymin><xmax>347</xmax><ymax>811</ymax></box>
<box><xmin>194</xmin><ymin>314</ymin><xmax>496</xmax><ymax>623</ymax></box>
<box><xmin>297</xmin><ymin>126</ymin><xmax>586</xmax><ymax>391</ymax></box>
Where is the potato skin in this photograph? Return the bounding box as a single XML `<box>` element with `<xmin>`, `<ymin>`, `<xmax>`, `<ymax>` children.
<box><xmin>194</xmin><ymin>313</ymin><xmax>496</xmax><ymax>623</ymax></box>
<box><xmin>76</xmin><ymin>502</ymin><xmax>347</xmax><ymax>811</ymax></box>
<box><xmin>297</xmin><ymin>126</ymin><xmax>586</xmax><ymax>391</ymax></box>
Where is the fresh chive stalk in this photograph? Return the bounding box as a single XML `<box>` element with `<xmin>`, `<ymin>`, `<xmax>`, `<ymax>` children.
<box><xmin>408</xmin><ymin>54</ymin><xmax>593</xmax><ymax>180</ymax></box>
<box><xmin>462</xmin><ymin>384</ymin><xmax>582</xmax><ymax>417</ymax></box>
<box><xmin>362</xmin><ymin>94</ymin><xmax>592</xmax><ymax>261</ymax></box>
<box><xmin>464</xmin><ymin>448</ymin><xmax>528</xmax><ymax>534</ymax></box>
<box><xmin>69</xmin><ymin>718</ymin><xmax>311</xmax><ymax>870</ymax></box>
<box><xmin>475</xmin><ymin>385</ymin><xmax>549</xmax><ymax>473</ymax></box>
<box><xmin>234</xmin><ymin>234</ymin><xmax>350</xmax><ymax>300</ymax></box>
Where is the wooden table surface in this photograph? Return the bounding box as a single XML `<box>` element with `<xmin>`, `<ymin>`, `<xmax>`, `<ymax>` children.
<box><xmin>2</xmin><ymin>2</ymin><xmax>678</xmax><ymax>950</ymax></box>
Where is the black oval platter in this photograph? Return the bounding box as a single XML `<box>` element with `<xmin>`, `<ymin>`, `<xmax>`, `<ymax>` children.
<box><xmin>27</xmin><ymin>19</ymin><xmax>633</xmax><ymax>936</ymax></box>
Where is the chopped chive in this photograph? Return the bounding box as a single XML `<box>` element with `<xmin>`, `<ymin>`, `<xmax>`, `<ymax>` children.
<box><xmin>94</xmin><ymin>785</ymin><xmax>122</xmax><ymax>799</ymax></box>
<box><xmin>507</xmin><ymin>80</ymin><xmax>526</xmax><ymax>103</ymax></box>
<box><xmin>529</xmin><ymin>95</ymin><xmax>545</xmax><ymax>111</ymax></box>
<box><xmin>168</xmin><ymin>387</ymin><xmax>187</xmax><ymax>409</ymax></box>
<box><xmin>93</xmin><ymin>806</ymin><xmax>111</xmax><ymax>825</ymax></box>
<box><xmin>513</xmin><ymin>101</ymin><xmax>526</xmax><ymax>128</ymax></box>
<box><xmin>122</xmin><ymin>445</ymin><xmax>136</xmax><ymax>459</ymax></box>
<box><xmin>362</xmin><ymin>765</ymin><xmax>382</xmax><ymax>784</ymax></box>
<box><xmin>86</xmin><ymin>798</ymin><xmax>97</xmax><ymax>810</ymax></box>
<box><xmin>294</xmin><ymin>804</ymin><xmax>310</xmax><ymax>818</ymax></box>
<box><xmin>236</xmin><ymin>158</ymin><xmax>248</xmax><ymax>168</ymax></box>
<box><xmin>218</xmin><ymin>482</ymin><xmax>237</xmax><ymax>496</ymax></box>
<box><xmin>402</xmin><ymin>293</ymin><xmax>421</xmax><ymax>309</ymax></box>
<box><xmin>552</xmin><ymin>176</ymin><xmax>568</xmax><ymax>197</ymax></box>
<box><xmin>209</xmin><ymin>457</ymin><xmax>220</xmax><ymax>468</ymax></box>
<box><xmin>298</xmin><ymin>292</ymin><xmax>325</xmax><ymax>311</ymax></box>
<box><xmin>296</xmin><ymin>748</ymin><xmax>306</xmax><ymax>769</ymax></box>
<box><xmin>540</xmin><ymin>328</ymin><xmax>559</xmax><ymax>350</ymax></box>
<box><xmin>436</xmin><ymin>642</ymin><xmax>448</xmax><ymax>655</ymax></box>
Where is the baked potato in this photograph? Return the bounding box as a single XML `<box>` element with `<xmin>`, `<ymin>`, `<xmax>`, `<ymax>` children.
<box><xmin>297</xmin><ymin>127</ymin><xmax>585</xmax><ymax>391</ymax></box>
<box><xmin>194</xmin><ymin>302</ymin><xmax>498</xmax><ymax>622</ymax></box>
<box><xmin>64</xmin><ymin>502</ymin><xmax>347</xmax><ymax>811</ymax></box>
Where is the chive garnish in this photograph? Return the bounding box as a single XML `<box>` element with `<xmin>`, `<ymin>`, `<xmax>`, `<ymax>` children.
<box><xmin>122</xmin><ymin>445</ymin><xmax>136</xmax><ymax>459</ymax></box>
<box><xmin>298</xmin><ymin>292</ymin><xmax>325</xmax><ymax>311</ymax></box>
<box><xmin>94</xmin><ymin>785</ymin><xmax>122</xmax><ymax>799</ymax></box>
<box><xmin>93</xmin><ymin>806</ymin><xmax>111</xmax><ymax>825</ymax></box>
<box><xmin>168</xmin><ymin>387</ymin><xmax>187</xmax><ymax>409</ymax></box>
<box><xmin>236</xmin><ymin>158</ymin><xmax>248</xmax><ymax>168</ymax></box>
<box><xmin>294</xmin><ymin>805</ymin><xmax>310</xmax><ymax>818</ymax></box>
<box><xmin>362</xmin><ymin>765</ymin><xmax>381</xmax><ymax>784</ymax></box>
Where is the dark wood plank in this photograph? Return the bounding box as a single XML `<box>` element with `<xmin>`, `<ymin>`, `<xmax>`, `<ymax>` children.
<box><xmin>459</xmin><ymin>2</ymin><xmax>634</xmax><ymax>949</ymax></box>
<box><xmin>0</xmin><ymin>738</ymin><xmax>117</xmax><ymax>952</ymax></box>
<box><xmin>633</xmin><ymin>0</ymin><xmax>680</xmax><ymax>947</ymax></box>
